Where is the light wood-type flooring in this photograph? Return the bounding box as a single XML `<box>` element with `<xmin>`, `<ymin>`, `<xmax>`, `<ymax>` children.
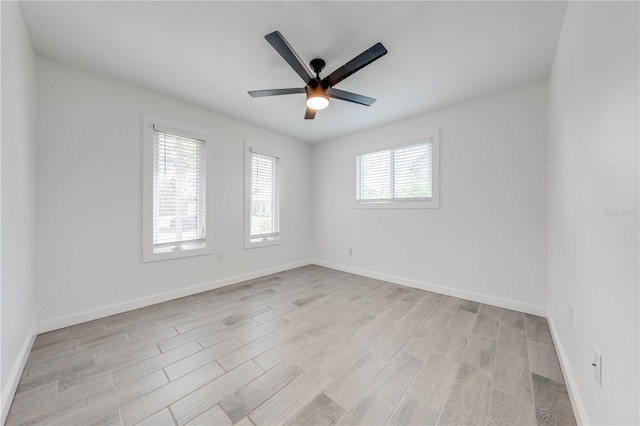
<box><xmin>7</xmin><ymin>265</ymin><xmax>576</xmax><ymax>425</ymax></box>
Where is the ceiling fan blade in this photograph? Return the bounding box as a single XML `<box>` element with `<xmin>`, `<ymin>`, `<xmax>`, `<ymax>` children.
<box><xmin>304</xmin><ymin>107</ymin><xmax>316</xmax><ymax>120</ymax></box>
<box><xmin>248</xmin><ymin>88</ymin><xmax>306</xmax><ymax>97</ymax></box>
<box><xmin>328</xmin><ymin>88</ymin><xmax>376</xmax><ymax>106</ymax></box>
<box><xmin>265</xmin><ymin>31</ymin><xmax>315</xmax><ymax>84</ymax></box>
<box><xmin>321</xmin><ymin>43</ymin><xmax>388</xmax><ymax>88</ymax></box>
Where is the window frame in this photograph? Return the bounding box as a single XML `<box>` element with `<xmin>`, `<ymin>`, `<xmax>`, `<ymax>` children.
<box><xmin>142</xmin><ymin>116</ymin><xmax>212</xmax><ymax>262</ymax></box>
<box><xmin>354</xmin><ymin>133</ymin><xmax>440</xmax><ymax>209</ymax></box>
<box><xmin>244</xmin><ymin>141</ymin><xmax>282</xmax><ymax>249</ymax></box>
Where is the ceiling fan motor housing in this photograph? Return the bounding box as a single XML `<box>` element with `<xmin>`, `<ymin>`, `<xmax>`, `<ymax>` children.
<box><xmin>310</xmin><ymin>58</ymin><xmax>326</xmax><ymax>77</ymax></box>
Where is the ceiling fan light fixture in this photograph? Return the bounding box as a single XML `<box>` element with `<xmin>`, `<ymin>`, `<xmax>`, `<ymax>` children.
<box><xmin>306</xmin><ymin>86</ymin><xmax>329</xmax><ymax>110</ymax></box>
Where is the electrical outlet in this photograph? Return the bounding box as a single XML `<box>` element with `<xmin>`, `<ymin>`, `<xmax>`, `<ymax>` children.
<box><xmin>568</xmin><ymin>305</ymin><xmax>574</xmax><ymax>327</ymax></box>
<box><xmin>217</xmin><ymin>251</ymin><xmax>224</xmax><ymax>261</ymax></box>
<box><xmin>592</xmin><ymin>347</ymin><xmax>602</xmax><ymax>386</ymax></box>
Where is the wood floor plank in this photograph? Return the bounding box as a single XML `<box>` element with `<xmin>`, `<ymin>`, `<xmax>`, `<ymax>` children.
<box><xmin>487</xmin><ymin>389</ymin><xmax>535</xmax><ymax>426</ymax></box>
<box><xmin>393</xmin><ymin>298</ymin><xmax>437</xmax><ymax>333</ymax></box>
<box><xmin>31</xmin><ymin>328</ymin><xmax>72</xmax><ymax>350</ymax></box>
<box><xmin>369</xmin><ymin>326</ymin><xmax>412</xmax><ymax>361</ymax></box>
<box><xmin>458</xmin><ymin>300</ymin><xmax>480</xmax><ymax>313</ymax></box>
<box><xmin>445</xmin><ymin>308</ymin><xmax>477</xmax><ymax>334</ymax></box>
<box><xmin>218</xmin><ymin>332</ymin><xmax>287</xmax><ymax>372</ymax></box>
<box><xmin>304</xmin><ymin>308</ymin><xmax>355</xmax><ymax>338</ymax></box>
<box><xmin>331</xmin><ymin>313</ymin><xmax>376</xmax><ymax>338</ymax></box>
<box><xmin>336</xmin><ymin>392</ymin><xmax>394</xmax><ymax>426</ymax></box>
<box><xmin>384</xmin><ymin>301</ymin><xmax>414</xmax><ymax>321</ymax></box>
<box><xmin>287</xmin><ymin>334</ymin><xmax>350</xmax><ymax>371</ymax></box>
<box><xmin>461</xmin><ymin>334</ymin><xmax>496</xmax><ymax>372</ymax></box>
<box><xmin>324</xmin><ymin>352</ymin><xmax>387</xmax><ymax>408</ymax></box>
<box><xmin>472</xmin><ymin>314</ymin><xmax>500</xmax><ymax>340</ymax></box>
<box><xmin>406</xmin><ymin>353</ymin><xmax>458</xmax><ymax>412</ymax></box>
<box><xmin>220</xmin><ymin>362</ymin><xmax>304</xmax><ymax>423</ymax></box>
<box><xmin>497</xmin><ymin>324</ymin><xmax>528</xmax><ymax>359</ymax></box>
<box><xmin>8</xmin><ymin>380</ymin><xmax>58</xmax><ymax>413</ymax></box>
<box><xmin>399</xmin><ymin>323</ymin><xmax>441</xmax><ymax>361</ymax></box>
<box><xmin>292</xmin><ymin>292</ymin><xmax>328</xmax><ymax>306</ymax></box>
<box><xmin>478</xmin><ymin>304</ymin><xmax>501</xmax><ymax>319</ymax></box>
<box><xmin>186</xmin><ymin>405</ymin><xmax>232</xmax><ymax>426</ymax></box>
<box><xmin>386</xmin><ymin>287</ymin><xmax>411</xmax><ymax>301</ymax></box>
<box><xmin>248</xmin><ymin>368</ymin><xmax>332</xmax><ymax>425</ymax></box>
<box><xmin>136</xmin><ymin>407</ymin><xmax>176</xmax><ymax>426</ymax></box>
<box><xmin>386</xmin><ymin>395</ymin><xmax>440</xmax><ymax>426</ymax></box>
<box><xmin>18</xmin><ymin>354</ymin><xmax>97</xmax><ymax>394</ymax></box>
<box><xmin>369</xmin><ymin>353</ymin><xmax>423</xmax><ymax>406</ymax></box>
<box><xmin>525</xmin><ymin>317</ymin><xmax>553</xmax><ymax>346</ymax></box>
<box><xmin>500</xmin><ymin>309</ymin><xmax>526</xmax><ymax>332</ymax></box>
<box><xmin>252</xmin><ymin>303</ymin><xmax>298</xmax><ymax>324</ymax></box>
<box><xmin>236</xmin><ymin>317</ymin><xmax>291</xmax><ymax>344</ymax></box>
<box><xmin>531</xmin><ymin>373</ymin><xmax>576</xmax><ymax>426</ymax></box>
<box><xmin>423</xmin><ymin>304</ymin><xmax>457</xmax><ymax>331</ymax></box>
<box><xmin>233</xmin><ymin>416</ymin><xmax>255</xmax><ymax>426</ymax></box>
<box><xmin>28</xmin><ymin>339</ymin><xmax>80</xmax><ymax>360</ymax></box>
<box><xmin>253</xmin><ymin>332</ymin><xmax>316</xmax><ymax>371</ymax></box>
<box><xmin>164</xmin><ymin>338</ymin><xmax>243</xmax><ymax>381</ymax></box>
<box><xmin>174</xmin><ymin>306</ymin><xmax>241</xmax><ymax>334</ymax></box>
<box><xmin>316</xmin><ymin>338</ymin><xmax>372</xmax><ymax>379</ymax></box>
<box><xmin>436</xmin><ymin>408</ymin><xmax>477</xmax><ymax>426</ymax></box>
<box><xmin>157</xmin><ymin>320</ymin><xmax>228</xmax><ymax>352</ymax></box>
<box><xmin>492</xmin><ymin>350</ymin><xmax>532</xmax><ymax>402</ymax></box>
<box><xmin>356</xmin><ymin>314</ymin><xmax>397</xmax><ymax>343</ymax></box>
<box><xmin>528</xmin><ymin>341</ymin><xmax>564</xmax><ymax>383</ymax></box>
<box><xmin>57</xmin><ymin>343</ymin><xmax>164</xmax><ymax>392</ymax></box>
<box><xmin>432</xmin><ymin>331</ymin><xmax>470</xmax><ymax>363</ymax></box>
<box><xmin>222</xmin><ymin>304</ymin><xmax>273</xmax><ymax>326</ymax></box>
<box><xmin>197</xmin><ymin>319</ymin><xmax>260</xmax><ymax>349</ymax></box>
<box><xmin>401</xmin><ymin>288</ymin><xmax>428</xmax><ymax>305</ymax></box>
<box><xmin>121</xmin><ymin>360</ymin><xmax>225</xmax><ymax>425</ymax></box>
<box><xmin>6</xmin><ymin>375</ymin><xmax>115</xmax><ymax>425</ymax></box>
<box><xmin>443</xmin><ymin>363</ymin><xmax>492</xmax><ymax>426</ymax></box>
<box><xmin>113</xmin><ymin>341</ymin><xmax>201</xmax><ymax>388</ymax></box>
<box><xmin>169</xmin><ymin>361</ymin><xmax>263</xmax><ymax>425</ymax></box>
<box><xmin>90</xmin><ymin>410</ymin><xmax>124</xmax><ymax>426</ymax></box>
<box><xmin>284</xmin><ymin>393</ymin><xmax>345</xmax><ymax>426</ymax></box>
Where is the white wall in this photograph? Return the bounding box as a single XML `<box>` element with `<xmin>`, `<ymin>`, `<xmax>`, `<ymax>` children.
<box><xmin>312</xmin><ymin>81</ymin><xmax>548</xmax><ymax>314</ymax></box>
<box><xmin>35</xmin><ymin>59</ymin><xmax>312</xmax><ymax>329</ymax></box>
<box><xmin>547</xmin><ymin>2</ymin><xmax>639</xmax><ymax>425</ymax></box>
<box><xmin>1</xmin><ymin>1</ymin><xmax>37</xmax><ymax>421</ymax></box>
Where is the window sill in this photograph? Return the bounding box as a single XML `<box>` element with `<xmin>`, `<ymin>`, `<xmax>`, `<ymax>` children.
<box><xmin>353</xmin><ymin>199</ymin><xmax>439</xmax><ymax>209</ymax></box>
<box><xmin>143</xmin><ymin>245</ymin><xmax>212</xmax><ymax>263</ymax></box>
<box><xmin>245</xmin><ymin>236</ymin><xmax>282</xmax><ymax>249</ymax></box>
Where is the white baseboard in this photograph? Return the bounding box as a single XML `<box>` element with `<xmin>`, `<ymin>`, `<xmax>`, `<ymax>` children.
<box><xmin>546</xmin><ymin>311</ymin><xmax>588</xmax><ymax>425</ymax></box>
<box><xmin>36</xmin><ymin>260</ymin><xmax>312</xmax><ymax>333</ymax></box>
<box><xmin>310</xmin><ymin>260</ymin><xmax>547</xmax><ymax>317</ymax></box>
<box><xmin>1</xmin><ymin>323</ymin><xmax>36</xmax><ymax>425</ymax></box>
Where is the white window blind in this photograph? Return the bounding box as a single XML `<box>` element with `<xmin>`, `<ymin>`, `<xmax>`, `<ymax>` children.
<box><xmin>250</xmin><ymin>151</ymin><xmax>279</xmax><ymax>241</ymax></box>
<box><xmin>357</xmin><ymin>142</ymin><xmax>432</xmax><ymax>201</ymax></box>
<box><xmin>153</xmin><ymin>128</ymin><xmax>206</xmax><ymax>252</ymax></box>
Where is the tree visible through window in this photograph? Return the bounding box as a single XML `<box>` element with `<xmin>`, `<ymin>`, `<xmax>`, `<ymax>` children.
<box><xmin>153</xmin><ymin>129</ymin><xmax>206</xmax><ymax>252</ymax></box>
<box><xmin>250</xmin><ymin>151</ymin><xmax>279</xmax><ymax>242</ymax></box>
<box><xmin>356</xmin><ymin>142</ymin><xmax>432</xmax><ymax>201</ymax></box>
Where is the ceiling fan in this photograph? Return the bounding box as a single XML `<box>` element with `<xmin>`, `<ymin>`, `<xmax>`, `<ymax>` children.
<box><xmin>248</xmin><ymin>31</ymin><xmax>388</xmax><ymax>119</ymax></box>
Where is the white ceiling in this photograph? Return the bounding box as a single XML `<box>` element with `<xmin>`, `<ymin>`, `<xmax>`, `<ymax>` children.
<box><xmin>20</xmin><ymin>1</ymin><xmax>567</xmax><ymax>144</ymax></box>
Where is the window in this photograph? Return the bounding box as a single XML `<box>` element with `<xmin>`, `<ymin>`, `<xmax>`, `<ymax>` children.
<box><xmin>245</xmin><ymin>144</ymin><xmax>280</xmax><ymax>248</ymax></box>
<box><xmin>355</xmin><ymin>135</ymin><xmax>439</xmax><ymax>208</ymax></box>
<box><xmin>142</xmin><ymin>117</ymin><xmax>211</xmax><ymax>262</ymax></box>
